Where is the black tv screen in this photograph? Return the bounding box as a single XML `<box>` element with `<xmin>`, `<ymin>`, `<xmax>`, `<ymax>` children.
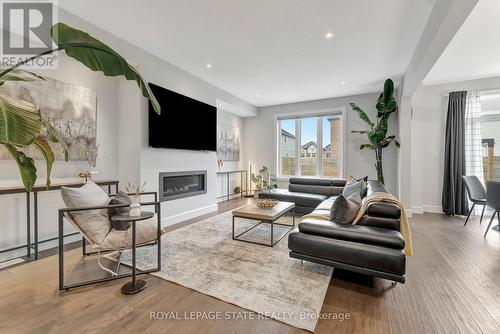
<box><xmin>148</xmin><ymin>83</ymin><xmax>217</xmax><ymax>151</ymax></box>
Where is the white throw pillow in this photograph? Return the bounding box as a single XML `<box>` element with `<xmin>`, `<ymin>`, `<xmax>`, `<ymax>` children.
<box><xmin>60</xmin><ymin>181</ymin><xmax>111</xmax><ymax>246</ymax></box>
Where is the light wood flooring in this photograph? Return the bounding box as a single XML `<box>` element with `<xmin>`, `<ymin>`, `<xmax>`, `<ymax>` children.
<box><xmin>1</xmin><ymin>198</ymin><xmax>500</xmax><ymax>333</ymax></box>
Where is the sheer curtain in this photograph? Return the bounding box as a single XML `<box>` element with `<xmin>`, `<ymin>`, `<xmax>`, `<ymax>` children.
<box><xmin>464</xmin><ymin>91</ymin><xmax>484</xmax><ymax>212</ymax></box>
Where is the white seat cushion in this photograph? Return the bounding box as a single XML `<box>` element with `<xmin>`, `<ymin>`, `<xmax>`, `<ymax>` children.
<box><xmin>100</xmin><ymin>214</ymin><xmax>163</xmax><ymax>251</ymax></box>
<box><xmin>60</xmin><ymin>181</ymin><xmax>111</xmax><ymax>246</ymax></box>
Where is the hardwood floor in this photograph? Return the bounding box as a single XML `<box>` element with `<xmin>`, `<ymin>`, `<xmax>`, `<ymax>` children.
<box><xmin>1</xmin><ymin>199</ymin><xmax>500</xmax><ymax>333</ymax></box>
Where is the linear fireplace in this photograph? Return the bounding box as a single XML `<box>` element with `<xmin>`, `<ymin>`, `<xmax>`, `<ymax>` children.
<box><xmin>159</xmin><ymin>171</ymin><xmax>207</xmax><ymax>201</ymax></box>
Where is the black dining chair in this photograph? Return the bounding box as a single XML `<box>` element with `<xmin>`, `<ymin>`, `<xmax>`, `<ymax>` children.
<box><xmin>462</xmin><ymin>176</ymin><xmax>487</xmax><ymax>225</ymax></box>
<box><xmin>484</xmin><ymin>181</ymin><xmax>500</xmax><ymax>238</ymax></box>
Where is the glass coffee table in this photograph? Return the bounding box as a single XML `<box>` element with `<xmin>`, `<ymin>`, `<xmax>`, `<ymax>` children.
<box><xmin>232</xmin><ymin>201</ymin><xmax>295</xmax><ymax>247</ymax></box>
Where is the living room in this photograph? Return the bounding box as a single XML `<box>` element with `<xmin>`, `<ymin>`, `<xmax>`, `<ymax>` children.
<box><xmin>1</xmin><ymin>1</ymin><xmax>499</xmax><ymax>333</ymax></box>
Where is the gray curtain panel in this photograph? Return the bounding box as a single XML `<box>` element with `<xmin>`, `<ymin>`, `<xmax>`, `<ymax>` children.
<box><xmin>442</xmin><ymin>91</ymin><xmax>469</xmax><ymax>215</ymax></box>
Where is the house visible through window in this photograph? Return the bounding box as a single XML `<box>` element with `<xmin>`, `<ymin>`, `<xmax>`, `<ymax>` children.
<box><xmin>480</xmin><ymin>92</ymin><xmax>500</xmax><ymax>182</ymax></box>
<box><xmin>278</xmin><ymin>112</ymin><xmax>343</xmax><ymax>178</ymax></box>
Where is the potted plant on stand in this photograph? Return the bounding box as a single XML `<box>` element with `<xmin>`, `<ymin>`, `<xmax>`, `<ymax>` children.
<box><xmin>251</xmin><ymin>166</ymin><xmax>278</xmax><ymax>208</ymax></box>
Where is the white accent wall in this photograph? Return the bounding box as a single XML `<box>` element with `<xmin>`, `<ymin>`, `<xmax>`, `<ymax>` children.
<box><xmin>410</xmin><ymin>76</ymin><xmax>500</xmax><ymax>214</ymax></box>
<box><xmin>0</xmin><ymin>9</ymin><xmax>255</xmax><ymax>260</ymax></box>
<box><xmin>244</xmin><ymin>93</ymin><xmax>400</xmax><ymax>196</ymax></box>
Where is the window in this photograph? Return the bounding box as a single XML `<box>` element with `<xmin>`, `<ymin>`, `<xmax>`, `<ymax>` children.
<box><xmin>300</xmin><ymin>117</ymin><xmax>318</xmax><ymax>176</ymax></box>
<box><xmin>279</xmin><ymin>119</ymin><xmax>296</xmax><ymax>176</ymax></box>
<box><xmin>480</xmin><ymin>92</ymin><xmax>500</xmax><ymax>182</ymax></box>
<box><xmin>277</xmin><ymin>112</ymin><xmax>343</xmax><ymax>178</ymax></box>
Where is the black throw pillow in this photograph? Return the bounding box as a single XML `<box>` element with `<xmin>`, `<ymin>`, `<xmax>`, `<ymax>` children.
<box><xmin>330</xmin><ymin>192</ymin><xmax>362</xmax><ymax>224</ymax></box>
<box><xmin>108</xmin><ymin>191</ymin><xmax>132</xmax><ymax>231</ymax></box>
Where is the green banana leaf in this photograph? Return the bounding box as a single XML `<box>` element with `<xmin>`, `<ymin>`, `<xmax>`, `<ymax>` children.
<box><xmin>376</xmin><ymin>79</ymin><xmax>396</xmax><ymax>114</ymax></box>
<box><xmin>32</xmin><ymin>137</ymin><xmax>55</xmax><ymax>187</ymax></box>
<box><xmin>0</xmin><ymin>93</ymin><xmax>44</xmax><ymax>146</ymax></box>
<box><xmin>0</xmin><ymin>68</ymin><xmax>45</xmax><ymax>85</ymax></box>
<box><xmin>360</xmin><ymin>144</ymin><xmax>375</xmax><ymax>150</ymax></box>
<box><xmin>349</xmin><ymin>103</ymin><xmax>374</xmax><ymax>129</ymax></box>
<box><xmin>2</xmin><ymin>143</ymin><xmax>37</xmax><ymax>191</ymax></box>
<box><xmin>51</xmin><ymin>22</ymin><xmax>161</xmax><ymax>114</ymax></box>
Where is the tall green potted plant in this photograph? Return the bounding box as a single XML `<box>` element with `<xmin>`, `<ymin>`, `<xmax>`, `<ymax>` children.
<box><xmin>350</xmin><ymin>79</ymin><xmax>399</xmax><ymax>184</ymax></box>
<box><xmin>0</xmin><ymin>23</ymin><xmax>161</xmax><ymax>191</ymax></box>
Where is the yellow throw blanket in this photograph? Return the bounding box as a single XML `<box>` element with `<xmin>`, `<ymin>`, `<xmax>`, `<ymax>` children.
<box><xmin>300</xmin><ymin>192</ymin><xmax>413</xmax><ymax>256</ymax></box>
<box><xmin>352</xmin><ymin>192</ymin><xmax>413</xmax><ymax>256</ymax></box>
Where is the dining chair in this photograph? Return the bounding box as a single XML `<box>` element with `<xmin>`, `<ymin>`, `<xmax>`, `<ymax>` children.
<box><xmin>462</xmin><ymin>176</ymin><xmax>487</xmax><ymax>225</ymax></box>
<box><xmin>483</xmin><ymin>181</ymin><xmax>500</xmax><ymax>238</ymax></box>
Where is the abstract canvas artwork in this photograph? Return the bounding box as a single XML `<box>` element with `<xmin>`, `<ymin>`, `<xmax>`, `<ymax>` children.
<box><xmin>217</xmin><ymin>123</ymin><xmax>240</xmax><ymax>161</ymax></box>
<box><xmin>0</xmin><ymin>77</ymin><xmax>97</xmax><ymax>161</ymax></box>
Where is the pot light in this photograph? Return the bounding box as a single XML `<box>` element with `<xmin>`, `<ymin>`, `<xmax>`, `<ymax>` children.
<box><xmin>325</xmin><ymin>32</ymin><xmax>334</xmax><ymax>39</ymax></box>
<box><xmin>206</xmin><ymin>64</ymin><xmax>212</xmax><ymax>68</ymax></box>
<box><xmin>341</xmin><ymin>81</ymin><xmax>346</xmax><ymax>85</ymax></box>
<box><xmin>256</xmin><ymin>94</ymin><xmax>261</xmax><ymax>98</ymax></box>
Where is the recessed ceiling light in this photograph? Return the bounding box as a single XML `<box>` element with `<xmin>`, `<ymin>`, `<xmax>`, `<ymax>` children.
<box><xmin>256</xmin><ymin>94</ymin><xmax>261</xmax><ymax>98</ymax></box>
<box><xmin>341</xmin><ymin>81</ymin><xmax>346</xmax><ymax>85</ymax></box>
<box><xmin>325</xmin><ymin>32</ymin><xmax>334</xmax><ymax>39</ymax></box>
<box><xmin>206</xmin><ymin>64</ymin><xmax>212</xmax><ymax>68</ymax></box>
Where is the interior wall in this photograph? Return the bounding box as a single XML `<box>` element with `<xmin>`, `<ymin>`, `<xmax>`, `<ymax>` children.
<box><xmin>0</xmin><ymin>53</ymin><xmax>120</xmax><ymax>259</ymax></box>
<box><xmin>54</xmin><ymin>9</ymin><xmax>256</xmax><ymax>226</ymax></box>
<box><xmin>216</xmin><ymin>109</ymin><xmax>246</xmax><ymax>201</ymax></box>
<box><xmin>410</xmin><ymin>75</ymin><xmax>500</xmax><ymax>213</ymax></box>
<box><xmin>244</xmin><ymin>92</ymin><xmax>400</xmax><ymax>196</ymax></box>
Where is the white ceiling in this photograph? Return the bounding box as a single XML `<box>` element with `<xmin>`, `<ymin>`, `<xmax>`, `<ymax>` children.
<box><xmin>58</xmin><ymin>0</ymin><xmax>433</xmax><ymax>107</ymax></box>
<box><xmin>424</xmin><ymin>0</ymin><xmax>500</xmax><ymax>85</ymax></box>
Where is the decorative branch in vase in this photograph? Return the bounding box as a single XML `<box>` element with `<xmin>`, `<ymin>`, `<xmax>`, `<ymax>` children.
<box><xmin>125</xmin><ymin>181</ymin><xmax>147</xmax><ymax>217</ymax></box>
<box><xmin>251</xmin><ymin>166</ymin><xmax>277</xmax><ymax>195</ymax></box>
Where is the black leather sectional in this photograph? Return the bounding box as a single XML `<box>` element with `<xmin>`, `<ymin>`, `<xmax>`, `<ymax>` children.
<box><xmin>258</xmin><ymin>178</ymin><xmax>406</xmax><ymax>283</ymax></box>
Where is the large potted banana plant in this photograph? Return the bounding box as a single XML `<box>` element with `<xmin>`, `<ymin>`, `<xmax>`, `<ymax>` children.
<box><xmin>0</xmin><ymin>23</ymin><xmax>161</xmax><ymax>191</ymax></box>
<box><xmin>350</xmin><ymin>78</ymin><xmax>399</xmax><ymax>184</ymax></box>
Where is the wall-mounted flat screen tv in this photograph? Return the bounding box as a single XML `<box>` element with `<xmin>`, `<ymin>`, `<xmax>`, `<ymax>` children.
<box><xmin>148</xmin><ymin>83</ymin><xmax>217</xmax><ymax>151</ymax></box>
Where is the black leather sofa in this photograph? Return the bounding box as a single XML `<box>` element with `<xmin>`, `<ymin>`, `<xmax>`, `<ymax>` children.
<box><xmin>258</xmin><ymin>178</ymin><xmax>406</xmax><ymax>283</ymax></box>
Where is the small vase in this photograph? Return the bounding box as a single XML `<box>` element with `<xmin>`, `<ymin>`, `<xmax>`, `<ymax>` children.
<box><xmin>129</xmin><ymin>202</ymin><xmax>141</xmax><ymax>217</ymax></box>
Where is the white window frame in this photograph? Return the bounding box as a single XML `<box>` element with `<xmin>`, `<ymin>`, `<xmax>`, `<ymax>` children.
<box><xmin>275</xmin><ymin>107</ymin><xmax>346</xmax><ymax>181</ymax></box>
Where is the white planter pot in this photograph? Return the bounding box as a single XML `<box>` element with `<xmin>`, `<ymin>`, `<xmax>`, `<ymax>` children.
<box><xmin>129</xmin><ymin>202</ymin><xmax>141</xmax><ymax>217</ymax></box>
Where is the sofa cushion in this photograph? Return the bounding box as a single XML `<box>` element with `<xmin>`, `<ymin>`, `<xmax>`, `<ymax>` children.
<box><xmin>329</xmin><ymin>192</ymin><xmax>362</xmax><ymax>224</ymax></box>
<box><xmin>366</xmin><ymin>180</ymin><xmax>388</xmax><ymax>197</ymax></box>
<box><xmin>289</xmin><ymin>177</ymin><xmax>333</xmax><ymax>186</ymax></box>
<box><xmin>288</xmin><ymin>183</ymin><xmax>342</xmax><ymax>197</ymax></box>
<box><xmin>316</xmin><ymin>197</ymin><xmax>337</xmax><ymax>211</ymax></box>
<box><xmin>288</xmin><ymin>230</ymin><xmax>405</xmax><ymax>275</ymax></box>
<box><xmin>60</xmin><ymin>181</ymin><xmax>111</xmax><ymax>246</ymax></box>
<box><xmin>298</xmin><ymin>219</ymin><xmax>405</xmax><ymax>249</ymax></box>
<box><xmin>260</xmin><ymin>189</ymin><xmax>327</xmax><ymax>208</ymax></box>
<box><xmin>357</xmin><ymin>215</ymin><xmax>400</xmax><ymax>231</ymax></box>
<box><xmin>342</xmin><ymin>179</ymin><xmax>364</xmax><ymax>198</ymax></box>
<box><xmin>366</xmin><ymin>202</ymin><xmax>401</xmax><ymax>219</ymax></box>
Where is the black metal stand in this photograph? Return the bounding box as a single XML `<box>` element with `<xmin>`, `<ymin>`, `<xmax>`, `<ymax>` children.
<box><xmin>121</xmin><ymin>220</ymin><xmax>147</xmax><ymax>294</ymax></box>
<box><xmin>0</xmin><ymin>180</ymin><xmax>119</xmax><ymax>262</ymax></box>
<box><xmin>232</xmin><ymin>208</ymin><xmax>295</xmax><ymax>247</ymax></box>
<box><xmin>216</xmin><ymin>170</ymin><xmax>249</xmax><ymax>202</ymax></box>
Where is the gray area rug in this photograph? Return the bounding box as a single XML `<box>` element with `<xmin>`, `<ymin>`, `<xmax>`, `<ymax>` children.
<box><xmin>119</xmin><ymin>210</ymin><xmax>333</xmax><ymax>332</ymax></box>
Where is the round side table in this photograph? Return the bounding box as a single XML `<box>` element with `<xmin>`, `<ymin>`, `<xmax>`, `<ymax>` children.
<box><xmin>111</xmin><ymin>211</ymin><xmax>154</xmax><ymax>294</ymax></box>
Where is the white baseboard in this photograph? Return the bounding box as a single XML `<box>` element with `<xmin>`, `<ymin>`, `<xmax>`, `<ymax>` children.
<box><xmin>411</xmin><ymin>206</ymin><xmax>424</xmax><ymax>215</ymax></box>
<box><xmin>405</xmin><ymin>208</ymin><xmax>413</xmax><ymax>218</ymax></box>
<box><xmin>161</xmin><ymin>204</ymin><xmax>218</xmax><ymax>226</ymax></box>
<box><xmin>411</xmin><ymin>205</ymin><xmax>443</xmax><ymax>215</ymax></box>
<box><xmin>422</xmin><ymin>205</ymin><xmax>443</xmax><ymax>213</ymax></box>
